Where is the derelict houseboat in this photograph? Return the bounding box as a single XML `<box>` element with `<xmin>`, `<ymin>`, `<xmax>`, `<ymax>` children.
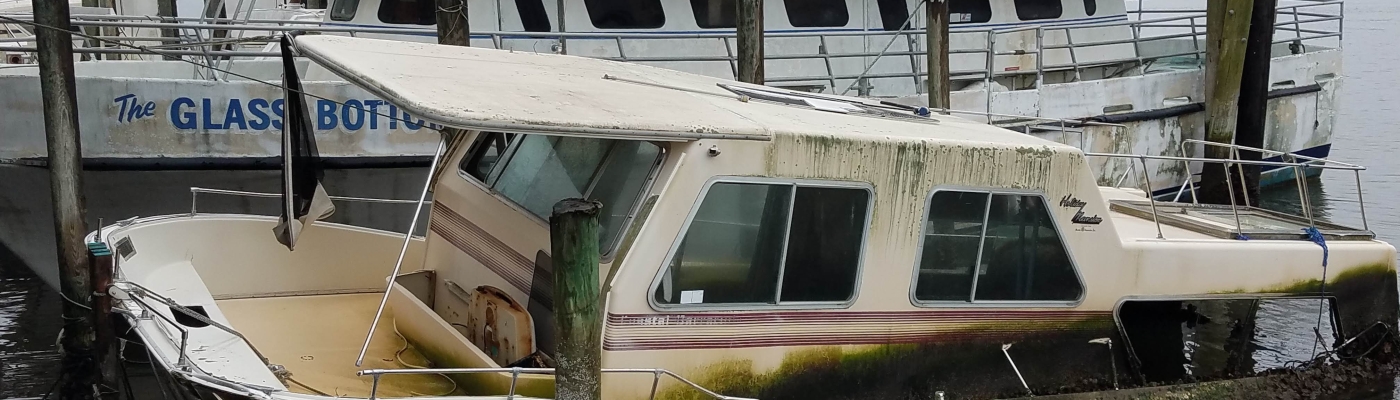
<box><xmin>90</xmin><ymin>35</ymin><xmax>1395</xmax><ymax>400</ymax></box>
<box><xmin>0</xmin><ymin>0</ymin><xmax>1347</xmax><ymax>296</ymax></box>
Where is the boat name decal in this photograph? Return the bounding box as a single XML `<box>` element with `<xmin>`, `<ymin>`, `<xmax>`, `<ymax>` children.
<box><xmin>110</xmin><ymin>93</ymin><xmax>444</xmax><ymax>133</ymax></box>
<box><xmin>1060</xmin><ymin>195</ymin><xmax>1103</xmax><ymax>225</ymax></box>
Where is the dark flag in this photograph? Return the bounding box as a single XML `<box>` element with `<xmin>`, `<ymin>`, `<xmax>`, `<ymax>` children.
<box><xmin>273</xmin><ymin>34</ymin><xmax>334</xmax><ymax>250</ymax></box>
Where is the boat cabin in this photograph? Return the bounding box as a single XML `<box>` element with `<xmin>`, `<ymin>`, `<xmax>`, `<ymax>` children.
<box><xmin>96</xmin><ymin>35</ymin><xmax>1396</xmax><ymax>400</ymax></box>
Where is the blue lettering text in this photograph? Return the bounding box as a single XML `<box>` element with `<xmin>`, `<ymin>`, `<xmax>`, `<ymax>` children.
<box><xmin>171</xmin><ymin>97</ymin><xmax>197</xmax><ymax>129</ymax></box>
<box><xmin>248</xmin><ymin>99</ymin><xmax>271</xmax><ymax>130</ymax></box>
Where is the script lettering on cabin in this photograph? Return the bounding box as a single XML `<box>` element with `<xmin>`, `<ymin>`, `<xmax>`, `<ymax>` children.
<box><xmin>1060</xmin><ymin>194</ymin><xmax>1103</xmax><ymax>225</ymax></box>
<box><xmin>109</xmin><ymin>93</ymin><xmax>444</xmax><ymax>133</ymax></box>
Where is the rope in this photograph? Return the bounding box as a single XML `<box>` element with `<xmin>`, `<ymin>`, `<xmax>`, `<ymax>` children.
<box><xmin>1304</xmin><ymin>226</ymin><xmax>1329</xmax><ymax>357</ymax></box>
<box><xmin>390</xmin><ymin>317</ymin><xmax>459</xmax><ymax>397</ymax></box>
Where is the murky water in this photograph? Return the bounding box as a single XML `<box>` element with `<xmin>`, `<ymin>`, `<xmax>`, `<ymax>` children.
<box><xmin>2</xmin><ymin>0</ymin><xmax>1400</xmax><ymax>397</ymax></box>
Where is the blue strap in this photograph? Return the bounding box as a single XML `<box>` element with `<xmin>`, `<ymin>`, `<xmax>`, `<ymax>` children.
<box><xmin>1304</xmin><ymin>227</ymin><xmax>1329</xmax><ymax>267</ymax></box>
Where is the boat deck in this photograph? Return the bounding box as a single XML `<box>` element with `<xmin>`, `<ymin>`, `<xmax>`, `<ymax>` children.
<box><xmin>217</xmin><ymin>293</ymin><xmax>461</xmax><ymax>397</ymax></box>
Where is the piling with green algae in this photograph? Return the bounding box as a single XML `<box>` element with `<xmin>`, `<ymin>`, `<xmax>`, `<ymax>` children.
<box><xmin>550</xmin><ymin>198</ymin><xmax>604</xmax><ymax>400</ymax></box>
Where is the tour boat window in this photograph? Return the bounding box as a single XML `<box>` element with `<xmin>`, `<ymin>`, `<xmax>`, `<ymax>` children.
<box><xmin>949</xmin><ymin>0</ymin><xmax>992</xmax><ymax>24</ymax></box>
<box><xmin>330</xmin><ymin>0</ymin><xmax>359</xmax><ymax>21</ymax></box>
<box><xmin>689</xmin><ymin>0</ymin><xmax>736</xmax><ymax>28</ymax></box>
<box><xmin>583</xmin><ymin>0</ymin><xmax>667</xmax><ymax>29</ymax></box>
<box><xmin>1083</xmin><ymin>0</ymin><xmax>1097</xmax><ymax>16</ymax></box>
<box><xmin>914</xmin><ymin>189</ymin><xmax>1083</xmax><ymax>304</ymax></box>
<box><xmin>653</xmin><ymin>180</ymin><xmax>870</xmax><ymax>307</ymax></box>
<box><xmin>378</xmin><ymin>0</ymin><xmax>436</xmax><ymax>25</ymax></box>
<box><xmin>458</xmin><ymin>132</ymin><xmax>663</xmax><ymax>252</ymax></box>
<box><xmin>517</xmin><ymin>0</ymin><xmax>553</xmax><ymax>32</ymax></box>
<box><xmin>783</xmin><ymin>0</ymin><xmax>849</xmax><ymax>27</ymax></box>
<box><xmin>876</xmin><ymin>0</ymin><xmax>910</xmax><ymax>31</ymax></box>
<box><xmin>1013</xmin><ymin>0</ymin><xmax>1063</xmax><ymax>21</ymax></box>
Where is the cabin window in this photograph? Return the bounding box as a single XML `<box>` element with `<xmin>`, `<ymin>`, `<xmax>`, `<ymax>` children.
<box><xmin>653</xmin><ymin>180</ymin><xmax>870</xmax><ymax>307</ymax></box>
<box><xmin>913</xmin><ymin>189</ymin><xmax>1083</xmax><ymax>304</ymax></box>
<box><xmin>1083</xmin><ymin>0</ymin><xmax>1096</xmax><ymax>16</ymax></box>
<box><xmin>949</xmin><ymin>0</ymin><xmax>992</xmax><ymax>24</ymax></box>
<box><xmin>330</xmin><ymin>0</ymin><xmax>359</xmax><ymax>21</ymax></box>
<box><xmin>876</xmin><ymin>0</ymin><xmax>910</xmax><ymax>31</ymax></box>
<box><xmin>783</xmin><ymin>0</ymin><xmax>849</xmax><ymax>27</ymax></box>
<box><xmin>458</xmin><ymin>132</ymin><xmax>663</xmax><ymax>253</ymax></box>
<box><xmin>583</xmin><ymin>0</ymin><xmax>667</xmax><ymax>29</ymax></box>
<box><xmin>378</xmin><ymin>0</ymin><xmax>436</xmax><ymax>25</ymax></box>
<box><xmin>517</xmin><ymin>0</ymin><xmax>553</xmax><ymax>32</ymax></box>
<box><xmin>689</xmin><ymin>0</ymin><xmax>736</xmax><ymax>28</ymax></box>
<box><xmin>1013</xmin><ymin>0</ymin><xmax>1063</xmax><ymax>21</ymax></box>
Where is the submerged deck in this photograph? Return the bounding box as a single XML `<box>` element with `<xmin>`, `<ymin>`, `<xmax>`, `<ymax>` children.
<box><xmin>218</xmin><ymin>293</ymin><xmax>460</xmax><ymax>397</ymax></box>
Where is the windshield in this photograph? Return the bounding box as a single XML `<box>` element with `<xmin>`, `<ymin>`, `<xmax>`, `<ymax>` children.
<box><xmin>460</xmin><ymin>132</ymin><xmax>663</xmax><ymax>252</ymax></box>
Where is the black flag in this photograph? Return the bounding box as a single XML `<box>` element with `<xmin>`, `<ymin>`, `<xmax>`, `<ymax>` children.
<box><xmin>273</xmin><ymin>34</ymin><xmax>334</xmax><ymax>250</ymax></box>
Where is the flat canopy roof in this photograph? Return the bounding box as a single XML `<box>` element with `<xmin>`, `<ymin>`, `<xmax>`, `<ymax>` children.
<box><xmin>295</xmin><ymin>35</ymin><xmax>1069</xmax><ymax>148</ymax></box>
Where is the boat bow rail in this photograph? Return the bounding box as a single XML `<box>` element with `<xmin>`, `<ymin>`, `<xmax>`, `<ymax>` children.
<box><xmin>1086</xmin><ymin>144</ymin><xmax>1370</xmax><ymax>240</ymax></box>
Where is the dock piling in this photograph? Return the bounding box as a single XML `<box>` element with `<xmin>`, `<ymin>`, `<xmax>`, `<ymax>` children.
<box><xmin>737</xmin><ymin>0</ymin><xmax>764</xmax><ymax>84</ymax></box>
<box><xmin>436</xmin><ymin>0</ymin><xmax>469</xmax><ymax>47</ymax></box>
<box><xmin>1199</xmin><ymin>0</ymin><xmax>1255</xmax><ymax>205</ymax></box>
<box><xmin>551</xmin><ymin>198</ymin><xmax>603</xmax><ymax>400</ymax></box>
<box><xmin>926</xmin><ymin>0</ymin><xmax>950</xmax><ymax>110</ymax></box>
<box><xmin>1232</xmin><ymin>0</ymin><xmax>1280</xmax><ymax>206</ymax></box>
<box><xmin>32</xmin><ymin>0</ymin><xmax>100</xmax><ymax>397</ymax></box>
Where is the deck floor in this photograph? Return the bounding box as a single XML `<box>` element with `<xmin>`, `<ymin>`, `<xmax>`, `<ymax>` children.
<box><xmin>218</xmin><ymin>293</ymin><xmax>461</xmax><ymax>397</ymax></box>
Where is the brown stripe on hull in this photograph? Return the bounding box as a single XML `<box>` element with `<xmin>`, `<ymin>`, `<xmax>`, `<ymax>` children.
<box><xmin>429</xmin><ymin>204</ymin><xmax>535</xmax><ymax>294</ymax></box>
<box><xmin>604</xmin><ymin>311</ymin><xmax>1112</xmax><ymax>350</ymax></box>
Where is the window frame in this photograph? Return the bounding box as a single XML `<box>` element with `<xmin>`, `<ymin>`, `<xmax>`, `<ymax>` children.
<box><xmin>329</xmin><ymin>0</ymin><xmax>360</xmax><ymax>21</ymax></box>
<box><xmin>455</xmin><ymin>131</ymin><xmax>668</xmax><ymax>262</ymax></box>
<box><xmin>646</xmin><ymin>176</ymin><xmax>874</xmax><ymax>312</ymax></box>
<box><xmin>908</xmin><ymin>185</ymin><xmax>1086</xmax><ymax>308</ymax></box>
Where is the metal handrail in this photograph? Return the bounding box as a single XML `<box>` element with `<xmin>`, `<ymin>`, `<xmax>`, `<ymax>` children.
<box><xmin>114</xmin><ymin>280</ymin><xmax>274</xmax><ymax>375</ymax></box>
<box><xmin>1</xmin><ymin>0</ymin><xmax>1343</xmax><ymax>99</ymax></box>
<box><xmin>189</xmin><ymin>186</ymin><xmax>429</xmax><ymax>215</ymax></box>
<box><xmin>1087</xmin><ymin>144</ymin><xmax>1369</xmax><ymax>239</ymax></box>
<box><xmin>357</xmin><ymin>367</ymin><xmax>758</xmax><ymax>400</ymax></box>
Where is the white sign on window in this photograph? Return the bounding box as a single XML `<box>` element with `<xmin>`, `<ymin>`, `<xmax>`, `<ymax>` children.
<box><xmin>680</xmin><ymin>290</ymin><xmax>705</xmax><ymax>304</ymax></box>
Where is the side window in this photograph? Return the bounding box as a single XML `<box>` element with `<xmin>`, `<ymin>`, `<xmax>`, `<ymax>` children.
<box><xmin>689</xmin><ymin>0</ymin><xmax>736</xmax><ymax>28</ymax></box>
<box><xmin>949</xmin><ymin>0</ymin><xmax>992</xmax><ymax>24</ymax></box>
<box><xmin>330</xmin><ymin>0</ymin><xmax>359</xmax><ymax>21</ymax></box>
<box><xmin>1083</xmin><ymin>0</ymin><xmax>1096</xmax><ymax>15</ymax></box>
<box><xmin>1013</xmin><ymin>0</ymin><xmax>1063</xmax><ymax>21</ymax></box>
<box><xmin>783</xmin><ymin>0</ymin><xmax>849</xmax><ymax>27</ymax></box>
<box><xmin>875</xmin><ymin>0</ymin><xmax>909</xmax><ymax>31</ymax></box>
<box><xmin>457</xmin><ymin>132</ymin><xmax>663</xmax><ymax>252</ymax></box>
<box><xmin>654</xmin><ymin>181</ymin><xmax>870</xmax><ymax>306</ymax></box>
<box><xmin>914</xmin><ymin>190</ymin><xmax>1083</xmax><ymax>304</ymax></box>
<box><xmin>583</xmin><ymin>0</ymin><xmax>667</xmax><ymax>29</ymax></box>
<box><xmin>377</xmin><ymin>0</ymin><xmax>436</xmax><ymax>25</ymax></box>
<box><xmin>516</xmin><ymin>0</ymin><xmax>553</xmax><ymax>32</ymax></box>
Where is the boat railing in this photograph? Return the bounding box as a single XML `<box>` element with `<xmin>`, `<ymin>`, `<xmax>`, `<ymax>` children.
<box><xmin>0</xmin><ymin>0</ymin><xmax>1343</xmax><ymax>97</ymax></box>
<box><xmin>356</xmin><ymin>367</ymin><xmax>758</xmax><ymax>400</ymax></box>
<box><xmin>1085</xmin><ymin>143</ymin><xmax>1367</xmax><ymax>240</ymax></box>
<box><xmin>188</xmin><ymin>186</ymin><xmax>428</xmax><ymax>216</ymax></box>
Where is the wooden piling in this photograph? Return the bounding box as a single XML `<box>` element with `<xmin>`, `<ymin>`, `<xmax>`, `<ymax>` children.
<box><xmin>156</xmin><ymin>0</ymin><xmax>179</xmax><ymax>60</ymax></box>
<box><xmin>88</xmin><ymin>242</ymin><xmax>122</xmax><ymax>398</ymax></box>
<box><xmin>925</xmin><ymin>0</ymin><xmax>950</xmax><ymax>109</ymax></box>
<box><xmin>1198</xmin><ymin>0</ymin><xmax>1255</xmax><ymax>205</ymax></box>
<box><xmin>550</xmin><ymin>199</ymin><xmax>603</xmax><ymax>400</ymax></box>
<box><xmin>736</xmin><ymin>0</ymin><xmax>764</xmax><ymax>84</ymax></box>
<box><xmin>31</xmin><ymin>0</ymin><xmax>98</xmax><ymax>397</ymax></box>
<box><xmin>1232</xmin><ymin>0</ymin><xmax>1279</xmax><ymax>206</ymax></box>
<box><xmin>436</xmin><ymin>0</ymin><xmax>470</xmax><ymax>46</ymax></box>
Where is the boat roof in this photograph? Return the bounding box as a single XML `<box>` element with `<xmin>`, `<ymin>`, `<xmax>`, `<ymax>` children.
<box><xmin>295</xmin><ymin>35</ymin><xmax>1071</xmax><ymax>148</ymax></box>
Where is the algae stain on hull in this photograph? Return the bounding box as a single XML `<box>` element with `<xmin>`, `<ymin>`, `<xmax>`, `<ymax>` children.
<box><xmin>763</xmin><ymin>133</ymin><xmax>1084</xmax><ymax>249</ymax></box>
